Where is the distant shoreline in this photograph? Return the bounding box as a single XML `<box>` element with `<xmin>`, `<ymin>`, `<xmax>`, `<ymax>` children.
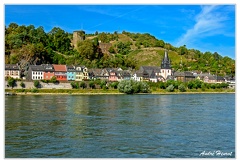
<box><xmin>6</xmin><ymin>90</ymin><xmax>235</xmax><ymax>96</ymax></box>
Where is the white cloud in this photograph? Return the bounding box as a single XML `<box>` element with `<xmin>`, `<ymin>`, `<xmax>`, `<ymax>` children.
<box><xmin>176</xmin><ymin>5</ymin><xmax>233</xmax><ymax>47</ymax></box>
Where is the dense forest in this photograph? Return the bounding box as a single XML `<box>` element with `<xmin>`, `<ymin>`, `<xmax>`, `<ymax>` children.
<box><xmin>5</xmin><ymin>23</ymin><xmax>235</xmax><ymax>76</ymax></box>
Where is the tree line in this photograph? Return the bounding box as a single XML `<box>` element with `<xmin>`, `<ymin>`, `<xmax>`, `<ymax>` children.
<box><xmin>5</xmin><ymin>23</ymin><xmax>235</xmax><ymax>76</ymax></box>
<box><xmin>6</xmin><ymin>76</ymin><xmax>231</xmax><ymax>94</ymax></box>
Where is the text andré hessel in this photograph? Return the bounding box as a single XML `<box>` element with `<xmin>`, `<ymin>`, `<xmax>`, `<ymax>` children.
<box><xmin>199</xmin><ymin>150</ymin><xmax>233</xmax><ymax>157</ymax></box>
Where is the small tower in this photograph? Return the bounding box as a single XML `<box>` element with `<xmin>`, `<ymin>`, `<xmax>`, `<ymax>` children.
<box><xmin>160</xmin><ymin>50</ymin><xmax>172</xmax><ymax>80</ymax></box>
<box><xmin>72</xmin><ymin>30</ymin><xmax>85</xmax><ymax>49</ymax></box>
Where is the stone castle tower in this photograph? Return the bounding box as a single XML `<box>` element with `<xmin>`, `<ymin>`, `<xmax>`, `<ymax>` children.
<box><xmin>72</xmin><ymin>30</ymin><xmax>85</xmax><ymax>49</ymax></box>
<box><xmin>160</xmin><ymin>50</ymin><xmax>172</xmax><ymax>79</ymax></box>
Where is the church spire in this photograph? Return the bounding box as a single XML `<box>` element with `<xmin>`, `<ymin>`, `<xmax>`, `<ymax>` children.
<box><xmin>161</xmin><ymin>50</ymin><xmax>171</xmax><ymax>69</ymax></box>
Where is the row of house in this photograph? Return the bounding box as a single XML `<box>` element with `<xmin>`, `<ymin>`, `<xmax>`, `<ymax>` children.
<box><xmin>5</xmin><ymin>63</ymin><xmax>132</xmax><ymax>82</ymax></box>
<box><xmin>5</xmin><ymin>64</ymin><xmax>89</xmax><ymax>82</ymax></box>
<box><xmin>5</xmin><ymin>50</ymin><xmax>235</xmax><ymax>86</ymax></box>
<box><xmin>5</xmin><ymin>63</ymin><xmax>235</xmax><ymax>84</ymax></box>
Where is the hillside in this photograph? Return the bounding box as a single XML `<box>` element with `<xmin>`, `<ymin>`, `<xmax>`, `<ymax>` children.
<box><xmin>5</xmin><ymin>23</ymin><xmax>235</xmax><ymax>76</ymax></box>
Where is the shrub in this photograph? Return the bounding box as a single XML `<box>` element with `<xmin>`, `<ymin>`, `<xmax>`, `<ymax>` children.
<box><xmin>201</xmin><ymin>83</ymin><xmax>206</xmax><ymax>91</ymax></box>
<box><xmin>7</xmin><ymin>77</ymin><xmax>16</xmax><ymax>89</ymax></box>
<box><xmin>31</xmin><ymin>88</ymin><xmax>39</xmax><ymax>93</ymax></box>
<box><xmin>166</xmin><ymin>84</ymin><xmax>174</xmax><ymax>92</ymax></box>
<box><xmin>132</xmin><ymin>81</ymin><xmax>141</xmax><ymax>93</ymax></box>
<box><xmin>80</xmin><ymin>81</ymin><xmax>87</xmax><ymax>89</ymax></box>
<box><xmin>89</xmin><ymin>81</ymin><xmax>95</xmax><ymax>89</ymax></box>
<box><xmin>34</xmin><ymin>80</ymin><xmax>40</xmax><ymax>88</ymax></box>
<box><xmin>118</xmin><ymin>80</ymin><xmax>150</xmax><ymax>94</ymax></box>
<box><xmin>123</xmin><ymin>81</ymin><xmax>133</xmax><ymax>94</ymax></box>
<box><xmin>140</xmin><ymin>82</ymin><xmax>150</xmax><ymax>93</ymax></box>
<box><xmin>159</xmin><ymin>82</ymin><xmax>166</xmax><ymax>89</ymax></box>
<box><xmin>100</xmin><ymin>80</ymin><xmax>107</xmax><ymax>89</ymax></box>
<box><xmin>71</xmin><ymin>82</ymin><xmax>79</xmax><ymax>89</ymax></box>
<box><xmin>178</xmin><ymin>83</ymin><xmax>186</xmax><ymax>92</ymax></box>
<box><xmin>20</xmin><ymin>81</ymin><xmax>25</xmax><ymax>88</ymax></box>
<box><xmin>187</xmin><ymin>81</ymin><xmax>194</xmax><ymax>89</ymax></box>
<box><xmin>50</xmin><ymin>76</ymin><xmax>58</xmax><ymax>83</ymax></box>
<box><xmin>110</xmin><ymin>82</ymin><xmax>119</xmax><ymax>89</ymax></box>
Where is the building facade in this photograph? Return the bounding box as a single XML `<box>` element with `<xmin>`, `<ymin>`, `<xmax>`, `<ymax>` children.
<box><xmin>28</xmin><ymin>65</ymin><xmax>44</xmax><ymax>80</ymax></box>
<box><xmin>52</xmin><ymin>64</ymin><xmax>67</xmax><ymax>81</ymax></box>
<box><xmin>67</xmin><ymin>65</ymin><xmax>76</xmax><ymax>81</ymax></box>
<box><xmin>5</xmin><ymin>64</ymin><xmax>21</xmax><ymax>79</ymax></box>
<box><xmin>42</xmin><ymin>64</ymin><xmax>55</xmax><ymax>80</ymax></box>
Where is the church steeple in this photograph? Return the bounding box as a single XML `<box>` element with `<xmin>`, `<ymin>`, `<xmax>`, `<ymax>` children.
<box><xmin>161</xmin><ymin>50</ymin><xmax>171</xmax><ymax>69</ymax></box>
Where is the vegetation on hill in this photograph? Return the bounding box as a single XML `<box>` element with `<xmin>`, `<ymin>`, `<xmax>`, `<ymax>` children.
<box><xmin>5</xmin><ymin>23</ymin><xmax>235</xmax><ymax>76</ymax></box>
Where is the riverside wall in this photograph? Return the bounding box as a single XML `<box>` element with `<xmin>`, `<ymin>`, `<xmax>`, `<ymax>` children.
<box><xmin>5</xmin><ymin>81</ymin><xmax>72</xmax><ymax>89</ymax></box>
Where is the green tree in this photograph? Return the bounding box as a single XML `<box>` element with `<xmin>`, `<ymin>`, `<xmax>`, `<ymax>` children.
<box><xmin>155</xmin><ymin>40</ymin><xmax>165</xmax><ymax>47</ymax></box>
<box><xmin>178</xmin><ymin>83</ymin><xmax>186</xmax><ymax>92</ymax></box>
<box><xmin>166</xmin><ymin>84</ymin><xmax>174</xmax><ymax>92</ymax></box>
<box><xmin>34</xmin><ymin>80</ymin><xmax>40</xmax><ymax>88</ymax></box>
<box><xmin>132</xmin><ymin>81</ymin><xmax>141</xmax><ymax>93</ymax></box>
<box><xmin>123</xmin><ymin>80</ymin><xmax>134</xmax><ymax>94</ymax></box>
<box><xmin>98</xmin><ymin>32</ymin><xmax>108</xmax><ymax>43</ymax></box>
<box><xmin>108</xmin><ymin>46</ymin><xmax>116</xmax><ymax>53</ymax></box>
<box><xmin>71</xmin><ymin>82</ymin><xmax>79</xmax><ymax>89</ymax></box>
<box><xmin>110</xmin><ymin>82</ymin><xmax>119</xmax><ymax>89</ymax></box>
<box><xmin>116</xmin><ymin>42</ymin><xmax>131</xmax><ymax>55</ymax></box>
<box><xmin>77</xmin><ymin>39</ymin><xmax>103</xmax><ymax>60</ymax></box>
<box><xmin>20</xmin><ymin>81</ymin><xmax>25</xmax><ymax>89</ymax></box>
<box><xmin>187</xmin><ymin>81</ymin><xmax>194</xmax><ymax>89</ymax></box>
<box><xmin>7</xmin><ymin>77</ymin><xmax>16</xmax><ymax>89</ymax></box>
<box><xmin>50</xmin><ymin>76</ymin><xmax>57</xmax><ymax>83</ymax></box>
<box><xmin>89</xmin><ymin>81</ymin><xmax>95</xmax><ymax>89</ymax></box>
<box><xmin>118</xmin><ymin>80</ymin><xmax>150</xmax><ymax>94</ymax></box>
<box><xmin>139</xmin><ymin>82</ymin><xmax>150</xmax><ymax>93</ymax></box>
<box><xmin>179</xmin><ymin>45</ymin><xmax>188</xmax><ymax>55</ymax></box>
<box><xmin>201</xmin><ymin>83</ymin><xmax>206</xmax><ymax>91</ymax></box>
<box><xmin>159</xmin><ymin>82</ymin><xmax>166</xmax><ymax>89</ymax></box>
<box><xmin>192</xmin><ymin>79</ymin><xmax>202</xmax><ymax>89</ymax></box>
<box><xmin>80</xmin><ymin>81</ymin><xmax>86</xmax><ymax>89</ymax></box>
<box><xmin>48</xmin><ymin>27</ymin><xmax>71</xmax><ymax>53</ymax></box>
<box><xmin>100</xmin><ymin>80</ymin><xmax>107</xmax><ymax>89</ymax></box>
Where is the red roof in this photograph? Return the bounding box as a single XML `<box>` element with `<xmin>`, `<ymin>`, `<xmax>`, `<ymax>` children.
<box><xmin>52</xmin><ymin>64</ymin><xmax>67</xmax><ymax>72</ymax></box>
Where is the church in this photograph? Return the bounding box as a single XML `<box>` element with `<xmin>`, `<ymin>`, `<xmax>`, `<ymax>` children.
<box><xmin>160</xmin><ymin>50</ymin><xmax>172</xmax><ymax>80</ymax></box>
<box><xmin>133</xmin><ymin>50</ymin><xmax>172</xmax><ymax>82</ymax></box>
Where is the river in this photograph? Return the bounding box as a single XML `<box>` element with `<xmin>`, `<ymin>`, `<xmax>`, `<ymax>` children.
<box><xmin>5</xmin><ymin>94</ymin><xmax>235</xmax><ymax>158</ymax></box>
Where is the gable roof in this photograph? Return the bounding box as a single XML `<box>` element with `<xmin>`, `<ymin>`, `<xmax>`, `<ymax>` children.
<box><xmin>29</xmin><ymin>65</ymin><xmax>44</xmax><ymax>71</ymax></box>
<box><xmin>140</xmin><ymin>66</ymin><xmax>161</xmax><ymax>72</ymax></box>
<box><xmin>67</xmin><ymin>65</ymin><xmax>75</xmax><ymax>72</ymax></box>
<box><xmin>42</xmin><ymin>64</ymin><xmax>55</xmax><ymax>72</ymax></box>
<box><xmin>52</xmin><ymin>64</ymin><xmax>67</xmax><ymax>72</ymax></box>
<box><xmin>5</xmin><ymin>64</ymin><xmax>20</xmax><ymax>70</ymax></box>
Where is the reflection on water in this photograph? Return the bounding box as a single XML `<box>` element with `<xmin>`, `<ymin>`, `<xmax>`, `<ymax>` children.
<box><xmin>5</xmin><ymin>94</ymin><xmax>235</xmax><ymax>158</ymax></box>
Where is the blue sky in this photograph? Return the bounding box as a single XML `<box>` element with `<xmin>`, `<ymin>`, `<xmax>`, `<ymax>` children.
<box><xmin>5</xmin><ymin>4</ymin><xmax>235</xmax><ymax>59</ymax></box>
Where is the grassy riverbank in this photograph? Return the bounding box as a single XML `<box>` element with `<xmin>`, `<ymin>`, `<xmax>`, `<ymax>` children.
<box><xmin>5</xmin><ymin>88</ymin><xmax>122</xmax><ymax>95</ymax></box>
<box><xmin>5</xmin><ymin>88</ymin><xmax>235</xmax><ymax>95</ymax></box>
<box><xmin>151</xmin><ymin>88</ymin><xmax>235</xmax><ymax>94</ymax></box>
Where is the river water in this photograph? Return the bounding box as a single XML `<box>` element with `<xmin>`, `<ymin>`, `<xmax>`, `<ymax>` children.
<box><xmin>5</xmin><ymin>94</ymin><xmax>235</xmax><ymax>158</ymax></box>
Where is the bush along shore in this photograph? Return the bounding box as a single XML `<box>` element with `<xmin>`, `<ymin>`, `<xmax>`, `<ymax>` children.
<box><xmin>5</xmin><ymin>79</ymin><xmax>234</xmax><ymax>95</ymax></box>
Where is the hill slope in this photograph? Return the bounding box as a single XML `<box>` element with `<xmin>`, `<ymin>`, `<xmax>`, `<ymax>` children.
<box><xmin>5</xmin><ymin>23</ymin><xmax>235</xmax><ymax>76</ymax></box>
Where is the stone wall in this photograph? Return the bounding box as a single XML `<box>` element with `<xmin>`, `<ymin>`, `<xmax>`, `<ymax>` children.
<box><xmin>5</xmin><ymin>81</ymin><xmax>72</xmax><ymax>89</ymax></box>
